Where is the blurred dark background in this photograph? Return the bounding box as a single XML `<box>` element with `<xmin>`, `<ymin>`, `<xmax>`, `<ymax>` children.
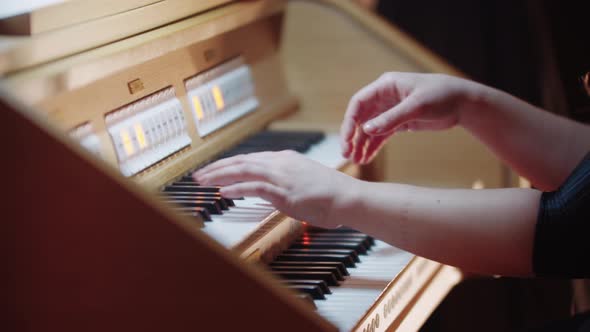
<box><xmin>354</xmin><ymin>1</ymin><xmax>590</xmax><ymax>331</ymax></box>
<box><xmin>360</xmin><ymin>0</ymin><xmax>590</xmax><ymax>122</ymax></box>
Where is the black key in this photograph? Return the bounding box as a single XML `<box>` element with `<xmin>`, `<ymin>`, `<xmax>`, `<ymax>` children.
<box><xmin>286</xmin><ymin>284</ymin><xmax>325</xmax><ymax>300</ymax></box>
<box><xmin>273</xmin><ymin>270</ymin><xmax>339</xmax><ymax>286</ymax></box>
<box><xmin>281</xmin><ymin>279</ymin><xmax>331</xmax><ymax>294</ymax></box>
<box><xmin>179</xmin><ymin>175</ymin><xmax>197</xmax><ymax>182</ymax></box>
<box><xmin>301</xmin><ymin>234</ymin><xmax>374</xmax><ymax>250</ymax></box>
<box><xmin>284</xmin><ymin>248</ymin><xmax>360</xmax><ymax>264</ymax></box>
<box><xmin>168</xmin><ymin>182</ymin><xmax>201</xmax><ymax>187</ymax></box>
<box><xmin>270</xmin><ymin>261</ymin><xmax>348</xmax><ymax>277</ymax></box>
<box><xmin>164</xmin><ymin>191</ymin><xmax>222</xmax><ymax>197</ymax></box>
<box><xmin>166</xmin><ymin>199</ymin><xmax>222</xmax><ymax>215</ymax></box>
<box><xmin>275</xmin><ymin>253</ymin><xmax>355</xmax><ymax>268</ymax></box>
<box><xmin>254</xmin><ymin>130</ymin><xmax>324</xmax><ymax>145</ymax></box>
<box><xmin>271</xmin><ymin>265</ymin><xmax>344</xmax><ymax>281</ymax></box>
<box><xmin>298</xmin><ymin>235</ymin><xmax>371</xmax><ymax>250</ymax></box>
<box><xmin>163</xmin><ymin>192</ymin><xmax>236</xmax><ymax>206</ymax></box>
<box><xmin>223</xmin><ymin>130</ymin><xmax>325</xmax><ymax>155</ymax></box>
<box><xmin>164</xmin><ymin>185</ymin><xmax>221</xmax><ymax>193</ymax></box>
<box><xmin>298</xmin><ymin>234</ymin><xmax>371</xmax><ymax>246</ymax></box>
<box><xmin>164</xmin><ymin>195</ymin><xmax>228</xmax><ymax>210</ymax></box>
<box><xmin>302</xmin><ymin>231</ymin><xmax>375</xmax><ymax>246</ymax></box>
<box><xmin>174</xmin><ymin>180</ymin><xmax>205</xmax><ymax>186</ymax></box>
<box><xmin>173</xmin><ymin>206</ymin><xmax>211</xmax><ymax>221</ymax></box>
<box><xmin>292</xmin><ymin>240</ymin><xmax>368</xmax><ymax>255</ymax></box>
<box><xmin>303</xmin><ymin>227</ymin><xmax>351</xmax><ymax>234</ymax></box>
<box><xmin>305</xmin><ymin>226</ymin><xmax>360</xmax><ymax>234</ymax></box>
<box><xmin>171</xmin><ymin>199</ymin><xmax>221</xmax><ymax>214</ymax></box>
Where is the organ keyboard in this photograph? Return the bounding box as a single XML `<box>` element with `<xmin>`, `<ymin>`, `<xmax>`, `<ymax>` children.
<box><xmin>162</xmin><ymin>131</ymin><xmax>331</xmax><ymax>247</ymax></box>
<box><xmin>1</xmin><ymin>1</ymin><xmax>473</xmax><ymax>331</ymax></box>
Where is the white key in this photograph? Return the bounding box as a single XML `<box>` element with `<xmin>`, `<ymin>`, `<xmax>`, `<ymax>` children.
<box><xmin>315</xmin><ymin>241</ymin><xmax>413</xmax><ymax>331</ymax></box>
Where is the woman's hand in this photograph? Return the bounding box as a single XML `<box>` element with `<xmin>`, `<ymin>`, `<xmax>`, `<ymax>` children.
<box><xmin>341</xmin><ymin>72</ymin><xmax>476</xmax><ymax>164</ymax></box>
<box><xmin>192</xmin><ymin>150</ymin><xmax>362</xmax><ymax>228</ymax></box>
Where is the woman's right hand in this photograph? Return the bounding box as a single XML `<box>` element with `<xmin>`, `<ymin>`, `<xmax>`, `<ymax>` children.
<box><xmin>192</xmin><ymin>150</ymin><xmax>363</xmax><ymax>228</ymax></box>
<box><xmin>341</xmin><ymin>72</ymin><xmax>481</xmax><ymax>164</ymax></box>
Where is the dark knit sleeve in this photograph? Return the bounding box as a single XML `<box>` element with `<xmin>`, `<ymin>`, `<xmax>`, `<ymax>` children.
<box><xmin>534</xmin><ymin>152</ymin><xmax>590</xmax><ymax>277</ymax></box>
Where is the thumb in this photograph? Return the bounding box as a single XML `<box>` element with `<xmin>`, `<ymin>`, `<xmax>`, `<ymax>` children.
<box><xmin>362</xmin><ymin>95</ymin><xmax>422</xmax><ymax>136</ymax></box>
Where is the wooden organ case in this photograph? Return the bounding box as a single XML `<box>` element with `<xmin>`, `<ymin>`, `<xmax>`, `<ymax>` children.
<box><xmin>1</xmin><ymin>1</ymin><xmax>505</xmax><ymax>331</ymax></box>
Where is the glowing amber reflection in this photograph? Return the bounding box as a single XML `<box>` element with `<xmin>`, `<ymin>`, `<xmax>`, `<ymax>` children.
<box><xmin>134</xmin><ymin>123</ymin><xmax>147</xmax><ymax>149</ymax></box>
<box><xmin>120</xmin><ymin>129</ymin><xmax>134</xmax><ymax>156</ymax></box>
<box><xmin>302</xmin><ymin>233</ymin><xmax>311</xmax><ymax>246</ymax></box>
<box><xmin>212</xmin><ymin>85</ymin><xmax>225</xmax><ymax>110</ymax></box>
<box><xmin>192</xmin><ymin>95</ymin><xmax>204</xmax><ymax>120</ymax></box>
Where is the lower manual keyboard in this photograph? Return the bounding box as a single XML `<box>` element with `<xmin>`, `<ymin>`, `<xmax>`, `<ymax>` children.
<box><xmin>160</xmin><ymin>130</ymin><xmax>442</xmax><ymax>331</ymax></box>
<box><xmin>268</xmin><ymin>226</ymin><xmax>413</xmax><ymax>331</ymax></box>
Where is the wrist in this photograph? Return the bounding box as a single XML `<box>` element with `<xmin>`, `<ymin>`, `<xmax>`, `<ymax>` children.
<box><xmin>331</xmin><ymin>177</ymin><xmax>370</xmax><ymax>229</ymax></box>
<box><xmin>456</xmin><ymin>79</ymin><xmax>497</xmax><ymax>130</ymax></box>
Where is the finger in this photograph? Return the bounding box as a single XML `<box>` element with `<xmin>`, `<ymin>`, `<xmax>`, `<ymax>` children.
<box><xmin>341</xmin><ymin>124</ymin><xmax>359</xmax><ymax>158</ymax></box>
<box><xmin>361</xmin><ymin>135</ymin><xmax>387</xmax><ymax>164</ymax></box>
<box><xmin>352</xmin><ymin>128</ymin><xmax>369</xmax><ymax>164</ymax></box>
<box><xmin>341</xmin><ymin>79</ymin><xmax>384</xmax><ymax>155</ymax></box>
<box><xmin>347</xmin><ymin>80</ymin><xmax>388</xmax><ymax>123</ymax></box>
<box><xmin>408</xmin><ymin>117</ymin><xmax>458</xmax><ymax>131</ymax></box>
<box><xmin>220</xmin><ymin>181</ymin><xmax>288</xmax><ymax>208</ymax></box>
<box><xmin>362</xmin><ymin>94</ymin><xmax>423</xmax><ymax>136</ymax></box>
<box><xmin>400</xmin><ymin>123</ymin><xmax>411</xmax><ymax>131</ymax></box>
<box><xmin>340</xmin><ymin>111</ymin><xmax>357</xmax><ymax>146</ymax></box>
<box><xmin>193</xmin><ymin>152</ymin><xmax>272</xmax><ymax>180</ymax></box>
<box><xmin>197</xmin><ymin>163</ymin><xmax>279</xmax><ymax>186</ymax></box>
<box><xmin>193</xmin><ymin>155</ymin><xmax>246</xmax><ymax>180</ymax></box>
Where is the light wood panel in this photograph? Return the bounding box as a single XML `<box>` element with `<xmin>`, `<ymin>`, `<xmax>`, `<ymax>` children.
<box><xmin>5</xmin><ymin>1</ymin><xmax>291</xmax><ymax>191</ymax></box>
<box><xmin>2</xmin><ymin>2</ymin><xmax>313</xmax><ymax>271</ymax></box>
<box><xmin>395</xmin><ymin>265</ymin><xmax>463</xmax><ymax>332</ymax></box>
<box><xmin>0</xmin><ymin>0</ymin><xmax>161</xmax><ymax>35</ymax></box>
<box><xmin>5</xmin><ymin>0</ymin><xmax>285</xmax><ymax>105</ymax></box>
<box><xmin>0</xmin><ymin>2</ymin><xmax>501</xmax><ymax>331</ymax></box>
<box><xmin>0</xmin><ymin>0</ymin><xmax>235</xmax><ymax>73</ymax></box>
<box><xmin>0</xmin><ymin>83</ymin><xmax>337</xmax><ymax>332</ymax></box>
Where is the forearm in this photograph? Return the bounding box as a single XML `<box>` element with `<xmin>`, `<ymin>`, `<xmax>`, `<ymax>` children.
<box><xmin>459</xmin><ymin>84</ymin><xmax>590</xmax><ymax>190</ymax></box>
<box><xmin>340</xmin><ymin>181</ymin><xmax>541</xmax><ymax>276</ymax></box>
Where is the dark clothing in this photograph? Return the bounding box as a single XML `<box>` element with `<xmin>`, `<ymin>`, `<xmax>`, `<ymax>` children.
<box><xmin>534</xmin><ymin>152</ymin><xmax>590</xmax><ymax>278</ymax></box>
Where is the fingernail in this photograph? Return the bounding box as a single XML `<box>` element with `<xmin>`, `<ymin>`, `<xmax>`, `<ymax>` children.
<box><xmin>342</xmin><ymin>147</ymin><xmax>351</xmax><ymax>157</ymax></box>
<box><xmin>363</xmin><ymin>122</ymin><xmax>381</xmax><ymax>134</ymax></box>
<box><xmin>363</xmin><ymin>122</ymin><xmax>373</xmax><ymax>132</ymax></box>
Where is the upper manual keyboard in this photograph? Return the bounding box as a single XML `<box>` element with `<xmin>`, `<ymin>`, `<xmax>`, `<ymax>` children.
<box><xmin>160</xmin><ymin>130</ymin><xmax>345</xmax><ymax>248</ymax></box>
